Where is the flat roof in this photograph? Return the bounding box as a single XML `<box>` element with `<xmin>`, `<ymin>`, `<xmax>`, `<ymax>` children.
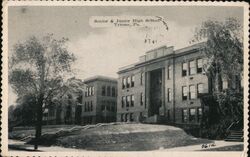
<box><xmin>118</xmin><ymin>42</ymin><xmax>205</xmax><ymax>73</ymax></box>
<box><xmin>84</xmin><ymin>75</ymin><xmax>117</xmax><ymax>83</ymax></box>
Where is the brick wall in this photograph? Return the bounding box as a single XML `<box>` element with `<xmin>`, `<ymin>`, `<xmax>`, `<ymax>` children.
<box><xmin>82</xmin><ymin>79</ymin><xmax>117</xmax><ymax>124</ymax></box>
<box><xmin>117</xmin><ymin>45</ymin><xmax>210</xmax><ymax>126</ymax></box>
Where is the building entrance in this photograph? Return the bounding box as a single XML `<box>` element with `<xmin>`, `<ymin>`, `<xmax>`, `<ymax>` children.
<box><xmin>149</xmin><ymin>69</ymin><xmax>163</xmax><ymax>116</ymax></box>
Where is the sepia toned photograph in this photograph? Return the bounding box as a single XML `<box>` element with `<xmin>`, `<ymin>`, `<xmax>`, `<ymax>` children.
<box><xmin>1</xmin><ymin>1</ymin><xmax>249</xmax><ymax>157</ymax></box>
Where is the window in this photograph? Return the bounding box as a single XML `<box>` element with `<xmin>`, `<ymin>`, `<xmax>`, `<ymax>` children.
<box><xmin>182</xmin><ymin>109</ymin><xmax>188</xmax><ymax>123</ymax></box>
<box><xmin>88</xmin><ymin>87</ymin><xmax>91</xmax><ymax>96</ymax></box>
<box><xmin>86</xmin><ymin>88</ymin><xmax>88</xmax><ymax>97</ymax></box>
<box><xmin>231</xmin><ymin>75</ymin><xmax>238</xmax><ymax>89</ymax></box>
<box><xmin>130</xmin><ymin>113</ymin><xmax>134</xmax><ymax>122</ymax></box>
<box><xmin>167</xmin><ymin>110</ymin><xmax>170</xmax><ymax>120</ymax></box>
<box><xmin>102</xmin><ymin>86</ymin><xmax>106</xmax><ymax>96</ymax></box>
<box><xmin>84</xmin><ymin>102</ymin><xmax>87</xmax><ymax>112</ymax></box>
<box><xmin>197</xmin><ymin>108</ymin><xmax>202</xmax><ymax>122</ymax></box>
<box><xmin>189</xmin><ymin>85</ymin><xmax>196</xmax><ymax>99</ymax></box>
<box><xmin>87</xmin><ymin>102</ymin><xmax>89</xmax><ymax>112</ymax></box>
<box><xmin>121</xmin><ymin>114</ymin><xmax>124</xmax><ymax>122</ymax></box>
<box><xmin>77</xmin><ymin>95</ymin><xmax>83</xmax><ymax>103</ymax></box>
<box><xmin>122</xmin><ymin>96</ymin><xmax>126</xmax><ymax>108</ymax></box>
<box><xmin>167</xmin><ymin>88</ymin><xmax>172</xmax><ymax>102</ymax></box>
<box><xmin>90</xmin><ymin>101</ymin><xmax>93</xmax><ymax>111</ymax></box>
<box><xmin>197</xmin><ymin>59</ymin><xmax>203</xmax><ymax>73</ymax></box>
<box><xmin>140</xmin><ymin>112</ymin><xmax>143</xmax><ymax>119</ymax></box>
<box><xmin>106</xmin><ymin>104</ymin><xmax>110</xmax><ymax>111</ymax></box>
<box><xmin>182</xmin><ymin>86</ymin><xmax>188</xmax><ymax>100</ymax></box>
<box><xmin>111</xmin><ymin>106</ymin><xmax>115</xmax><ymax>112</ymax></box>
<box><xmin>140</xmin><ymin>72</ymin><xmax>143</xmax><ymax>85</ymax></box>
<box><xmin>126</xmin><ymin>96</ymin><xmax>130</xmax><ymax>107</ymax></box>
<box><xmin>222</xmin><ymin>79</ymin><xmax>228</xmax><ymax>90</ymax></box>
<box><xmin>90</xmin><ymin>86</ymin><xmax>94</xmax><ymax>96</ymax></box>
<box><xmin>126</xmin><ymin>77</ymin><xmax>131</xmax><ymax>88</ymax></box>
<box><xmin>140</xmin><ymin>93</ymin><xmax>143</xmax><ymax>106</ymax></box>
<box><xmin>122</xmin><ymin>78</ymin><xmax>126</xmax><ymax>89</ymax></box>
<box><xmin>131</xmin><ymin>75</ymin><xmax>135</xmax><ymax>87</ymax></box>
<box><xmin>167</xmin><ymin>65</ymin><xmax>171</xmax><ymax>79</ymax></box>
<box><xmin>189</xmin><ymin>108</ymin><xmax>196</xmax><ymax>122</ymax></box>
<box><xmin>182</xmin><ymin>62</ymin><xmax>187</xmax><ymax>76</ymax></box>
<box><xmin>112</xmin><ymin>87</ymin><xmax>116</xmax><ymax>97</ymax></box>
<box><xmin>131</xmin><ymin>95</ymin><xmax>134</xmax><ymax>107</ymax></box>
<box><xmin>101</xmin><ymin>105</ymin><xmax>105</xmax><ymax>111</ymax></box>
<box><xmin>189</xmin><ymin>60</ymin><xmax>196</xmax><ymax>75</ymax></box>
<box><xmin>89</xmin><ymin>87</ymin><xmax>92</xmax><ymax>96</ymax></box>
<box><xmin>197</xmin><ymin>84</ymin><xmax>204</xmax><ymax>98</ymax></box>
<box><xmin>107</xmin><ymin>86</ymin><xmax>111</xmax><ymax>96</ymax></box>
<box><xmin>125</xmin><ymin>113</ymin><xmax>129</xmax><ymax>122</ymax></box>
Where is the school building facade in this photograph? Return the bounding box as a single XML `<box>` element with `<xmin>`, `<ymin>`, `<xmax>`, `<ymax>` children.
<box><xmin>116</xmin><ymin>43</ymin><xmax>213</xmax><ymax>125</ymax></box>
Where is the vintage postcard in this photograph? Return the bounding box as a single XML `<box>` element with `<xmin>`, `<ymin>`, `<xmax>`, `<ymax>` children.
<box><xmin>1</xmin><ymin>1</ymin><xmax>249</xmax><ymax>157</ymax></box>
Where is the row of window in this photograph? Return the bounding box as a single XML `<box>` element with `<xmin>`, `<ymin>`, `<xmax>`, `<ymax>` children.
<box><xmin>121</xmin><ymin>93</ymin><xmax>144</xmax><ymax>108</ymax></box>
<box><xmin>122</xmin><ymin>73</ymin><xmax>144</xmax><ymax>89</ymax></box>
<box><xmin>85</xmin><ymin>86</ymin><xmax>94</xmax><ymax>97</ymax></box>
<box><xmin>120</xmin><ymin>84</ymin><xmax>203</xmax><ymax>107</ymax></box>
<box><xmin>101</xmin><ymin>101</ymin><xmax>116</xmax><ymax>112</ymax></box>
<box><xmin>121</xmin><ymin>59</ymin><xmax>204</xmax><ymax>89</ymax></box>
<box><xmin>101</xmin><ymin>86</ymin><xmax>116</xmax><ymax>97</ymax></box>
<box><xmin>101</xmin><ymin>105</ymin><xmax>116</xmax><ymax>112</ymax></box>
<box><xmin>84</xmin><ymin>101</ymin><xmax>93</xmax><ymax>112</ymax></box>
<box><xmin>122</xmin><ymin>75</ymin><xmax>135</xmax><ymax>89</ymax></box>
<box><xmin>182</xmin><ymin>108</ymin><xmax>202</xmax><ymax>123</ymax></box>
<box><xmin>121</xmin><ymin>113</ymin><xmax>134</xmax><ymax>122</ymax></box>
<box><xmin>182</xmin><ymin>83</ymin><xmax>204</xmax><ymax>100</ymax></box>
<box><xmin>182</xmin><ymin>58</ymin><xmax>204</xmax><ymax>76</ymax></box>
<box><xmin>121</xmin><ymin>95</ymin><xmax>135</xmax><ymax>107</ymax></box>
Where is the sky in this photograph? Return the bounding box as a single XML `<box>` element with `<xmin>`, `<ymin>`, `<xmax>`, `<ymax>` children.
<box><xmin>8</xmin><ymin>6</ymin><xmax>243</xmax><ymax>105</ymax></box>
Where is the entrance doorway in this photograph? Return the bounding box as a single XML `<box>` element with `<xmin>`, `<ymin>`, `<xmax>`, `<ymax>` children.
<box><xmin>149</xmin><ymin>69</ymin><xmax>163</xmax><ymax>116</ymax></box>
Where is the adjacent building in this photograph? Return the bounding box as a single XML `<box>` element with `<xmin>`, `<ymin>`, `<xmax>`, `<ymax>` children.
<box><xmin>43</xmin><ymin>76</ymin><xmax>118</xmax><ymax>125</ymax></box>
<box><xmin>116</xmin><ymin>42</ymin><xmax>240</xmax><ymax>126</ymax></box>
<box><xmin>82</xmin><ymin>76</ymin><xmax>118</xmax><ymax>125</ymax></box>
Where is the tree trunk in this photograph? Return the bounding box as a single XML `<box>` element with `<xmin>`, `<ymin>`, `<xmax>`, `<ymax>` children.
<box><xmin>34</xmin><ymin>99</ymin><xmax>43</xmax><ymax>150</ymax></box>
<box><xmin>34</xmin><ymin>62</ymin><xmax>45</xmax><ymax>150</ymax></box>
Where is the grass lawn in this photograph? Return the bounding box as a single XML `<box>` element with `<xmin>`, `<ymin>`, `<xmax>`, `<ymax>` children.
<box><xmin>9</xmin><ymin>123</ymin><xmax>212</xmax><ymax>151</ymax></box>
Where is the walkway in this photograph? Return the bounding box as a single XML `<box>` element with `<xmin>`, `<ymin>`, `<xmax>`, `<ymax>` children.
<box><xmin>159</xmin><ymin>140</ymin><xmax>243</xmax><ymax>151</ymax></box>
<box><xmin>8</xmin><ymin>139</ymin><xmax>87</xmax><ymax>152</ymax></box>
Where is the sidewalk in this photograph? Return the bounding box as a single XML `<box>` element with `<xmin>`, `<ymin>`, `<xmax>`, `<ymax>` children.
<box><xmin>158</xmin><ymin>140</ymin><xmax>243</xmax><ymax>151</ymax></box>
<box><xmin>9</xmin><ymin>139</ymin><xmax>243</xmax><ymax>152</ymax></box>
<box><xmin>8</xmin><ymin>139</ymin><xmax>87</xmax><ymax>152</ymax></box>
